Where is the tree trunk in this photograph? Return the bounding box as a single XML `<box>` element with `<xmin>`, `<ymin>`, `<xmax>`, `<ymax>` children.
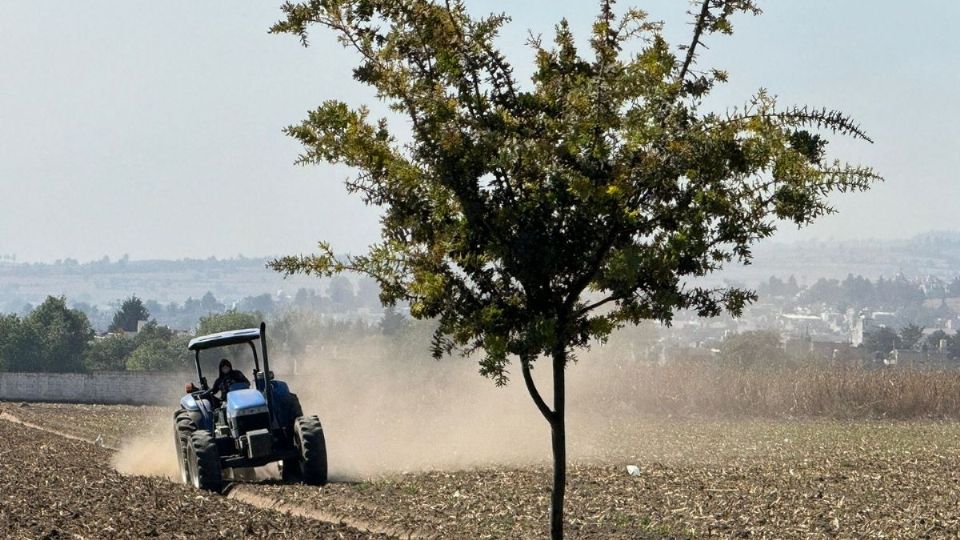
<box><xmin>550</xmin><ymin>345</ymin><xmax>566</xmax><ymax>540</ymax></box>
<box><xmin>519</xmin><ymin>344</ymin><xmax>568</xmax><ymax>540</ymax></box>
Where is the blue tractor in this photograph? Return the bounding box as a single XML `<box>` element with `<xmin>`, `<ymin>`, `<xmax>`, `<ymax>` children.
<box><xmin>173</xmin><ymin>322</ymin><xmax>327</xmax><ymax>491</ymax></box>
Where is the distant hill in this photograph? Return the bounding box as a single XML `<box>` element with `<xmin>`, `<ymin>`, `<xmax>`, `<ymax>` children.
<box><xmin>3</xmin><ymin>232</ymin><xmax>960</xmax><ymax>312</ymax></box>
<box><xmin>0</xmin><ymin>256</ymin><xmax>324</xmax><ymax>312</ymax></box>
<box><xmin>705</xmin><ymin>232</ymin><xmax>960</xmax><ymax>287</ymax></box>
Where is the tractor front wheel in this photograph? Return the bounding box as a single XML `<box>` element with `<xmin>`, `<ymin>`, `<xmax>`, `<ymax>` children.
<box><xmin>292</xmin><ymin>416</ymin><xmax>327</xmax><ymax>485</ymax></box>
<box><xmin>188</xmin><ymin>431</ymin><xmax>222</xmax><ymax>491</ymax></box>
<box><xmin>174</xmin><ymin>426</ymin><xmax>190</xmax><ymax>485</ymax></box>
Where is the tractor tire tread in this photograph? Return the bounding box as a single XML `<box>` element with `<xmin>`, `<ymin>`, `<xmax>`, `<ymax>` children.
<box><xmin>189</xmin><ymin>430</ymin><xmax>222</xmax><ymax>491</ymax></box>
<box><xmin>295</xmin><ymin>415</ymin><xmax>327</xmax><ymax>486</ymax></box>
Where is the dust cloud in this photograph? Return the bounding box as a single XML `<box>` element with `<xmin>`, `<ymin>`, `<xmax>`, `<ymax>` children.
<box><xmin>112</xmin><ymin>342</ymin><xmax>639</xmax><ymax>481</ymax></box>
<box><xmin>299</xmin><ymin>355</ymin><xmax>545</xmax><ymax>480</ymax></box>
<box><xmin>111</xmin><ymin>421</ymin><xmax>180</xmax><ymax>480</ymax></box>
<box><xmin>295</xmin><ymin>345</ymin><xmax>636</xmax><ymax>480</ymax></box>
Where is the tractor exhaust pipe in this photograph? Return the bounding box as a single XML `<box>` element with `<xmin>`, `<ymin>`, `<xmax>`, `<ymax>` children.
<box><xmin>259</xmin><ymin>321</ymin><xmax>274</xmax><ymax>427</ymax></box>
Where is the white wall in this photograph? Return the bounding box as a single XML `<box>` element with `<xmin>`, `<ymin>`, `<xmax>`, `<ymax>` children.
<box><xmin>0</xmin><ymin>371</ymin><xmax>186</xmax><ymax>404</ymax></box>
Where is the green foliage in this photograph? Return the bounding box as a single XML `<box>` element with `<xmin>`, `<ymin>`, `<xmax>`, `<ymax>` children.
<box><xmin>109</xmin><ymin>295</ymin><xmax>150</xmax><ymax>333</ymax></box>
<box><xmin>199</xmin><ymin>292</ymin><xmax>225</xmax><ymax>314</ymax></box>
<box><xmin>327</xmin><ymin>276</ymin><xmax>355</xmax><ymax>310</ymax></box>
<box><xmin>898</xmin><ymin>323</ymin><xmax>924</xmax><ymax>351</ymax></box>
<box><xmin>270</xmin><ymin>3</ymin><xmax>880</xmax><ymax>535</ymax></box>
<box><xmin>945</xmin><ymin>333</ymin><xmax>960</xmax><ymax>362</ymax></box>
<box><xmin>719</xmin><ymin>330</ymin><xmax>788</xmax><ymax>368</ymax></box>
<box><xmin>271</xmin><ymin>307</ymin><xmax>434</xmax><ymax>363</ymax></box>
<box><xmin>926</xmin><ymin>329</ymin><xmax>949</xmax><ymax>351</ymax></box>
<box><xmin>133</xmin><ymin>320</ymin><xmax>175</xmax><ymax>344</ymax></box>
<box><xmin>269</xmin><ymin>0</ymin><xmax>879</xmax><ymax>384</ymax></box>
<box><xmin>83</xmin><ymin>334</ymin><xmax>137</xmax><ymax>371</ymax></box>
<box><xmin>379</xmin><ymin>305</ymin><xmax>410</xmax><ymax>336</ymax></box>
<box><xmin>238</xmin><ymin>293</ymin><xmax>276</xmax><ymax>316</ymax></box>
<box><xmin>1</xmin><ymin>298</ymin><xmax>97</xmax><ymax>373</ymax></box>
<box><xmin>758</xmin><ymin>276</ymin><xmax>800</xmax><ymax>299</ymax></box>
<box><xmin>83</xmin><ymin>320</ymin><xmax>188</xmax><ymax>372</ymax></box>
<box><xmin>0</xmin><ymin>313</ymin><xmax>40</xmax><ymax>372</ymax></box>
<box><xmin>196</xmin><ymin>310</ymin><xmax>263</xmax><ymax>336</ymax></box>
<box><xmin>864</xmin><ymin>326</ymin><xmax>900</xmax><ymax>357</ymax></box>
<box><xmin>272</xmin><ymin>309</ymin><xmax>326</xmax><ymax>357</ymax></box>
<box><xmin>19</xmin><ymin>296</ymin><xmax>94</xmax><ymax>372</ymax></box>
<box><xmin>125</xmin><ymin>321</ymin><xmax>191</xmax><ymax>371</ymax></box>
<box><xmin>125</xmin><ymin>336</ymin><xmax>191</xmax><ymax>371</ymax></box>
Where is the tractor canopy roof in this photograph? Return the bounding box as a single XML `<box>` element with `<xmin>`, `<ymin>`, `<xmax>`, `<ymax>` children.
<box><xmin>188</xmin><ymin>327</ymin><xmax>261</xmax><ymax>351</ymax></box>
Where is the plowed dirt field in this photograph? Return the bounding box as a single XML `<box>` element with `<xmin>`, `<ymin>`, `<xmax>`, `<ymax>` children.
<box><xmin>4</xmin><ymin>402</ymin><xmax>960</xmax><ymax>538</ymax></box>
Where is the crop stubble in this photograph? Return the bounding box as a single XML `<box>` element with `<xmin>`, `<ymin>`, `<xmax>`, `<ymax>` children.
<box><xmin>6</xmin><ymin>402</ymin><xmax>960</xmax><ymax>538</ymax></box>
<box><xmin>0</xmin><ymin>407</ymin><xmax>382</xmax><ymax>539</ymax></box>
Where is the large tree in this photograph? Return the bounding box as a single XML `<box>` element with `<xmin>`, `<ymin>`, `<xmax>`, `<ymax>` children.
<box><xmin>109</xmin><ymin>295</ymin><xmax>151</xmax><ymax>333</ymax></box>
<box><xmin>864</xmin><ymin>326</ymin><xmax>900</xmax><ymax>358</ymax></box>
<box><xmin>23</xmin><ymin>296</ymin><xmax>94</xmax><ymax>372</ymax></box>
<box><xmin>83</xmin><ymin>334</ymin><xmax>137</xmax><ymax>371</ymax></box>
<box><xmin>196</xmin><ymin>310</ymin><xmax>263</xmax><ymax>336</ymax></box>
<box><xmin>0</xmin><ymin>314</ymin><xmax>39</xmax><ymax>372</ymax></box>
<box><xmin>898</xmin><ymin>323</ymin><xmax>924</xmax><ymax>351</ymax></box>
<box><xmin>270</xmin><ymin>1</ymin><xmax>879</xmax><ymax>536</ymax></box>
<box><xmin>719</xmin><ymin>330</ymin><xmax>787</xmax><ymax>368</ymax></box>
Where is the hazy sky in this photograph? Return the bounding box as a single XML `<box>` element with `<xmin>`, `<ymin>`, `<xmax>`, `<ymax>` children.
<box><xmin>1</xmin><ymin>1</ymin><xmax>957</xmax><ymax>263</ymax></box>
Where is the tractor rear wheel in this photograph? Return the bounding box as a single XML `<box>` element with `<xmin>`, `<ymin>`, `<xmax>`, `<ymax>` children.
<box><xmin>279</xmin><ymin>394</ymin><xmax>306</xmax><ymax>482</ymax></box>
<box><xmin>293</xmin><ymin>416</ymin><xmax>327</xmax><ymax>485</ymax></box>
<box><xmin>188</xmin><ymin>430</ymin><xmax>222</xmax><ymax>491</ymax></box>
<box><xmin>280</xmin><ymin>457</ymin><xmax>300</xmax><ymax>482</ymax></box>
<box><xmin>173</xmin><ymin>410</ymin><xmax>196</xmax><ymax>485</ymax></box>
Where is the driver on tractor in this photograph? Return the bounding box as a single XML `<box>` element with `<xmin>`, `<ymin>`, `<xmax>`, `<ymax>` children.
<box><xmin>204</xmin><ymin>358</ymin><xmax>249</xmax><ymax>408</ymax></box>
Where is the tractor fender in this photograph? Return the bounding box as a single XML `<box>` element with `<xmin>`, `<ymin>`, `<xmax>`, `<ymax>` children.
<box><xmin>180</xmin><ymin>394</ymin><xmax>215</xmax><ymax>431</ymax></box>
<box><xmin>265</xmin><ymin>380</ymin><xmax>296</xmax><ymax>430</ymax></box>
<box><xmin>180</xmin><ymin>394</ymin><xmax>200</xmax><ymax>411</ymax></box>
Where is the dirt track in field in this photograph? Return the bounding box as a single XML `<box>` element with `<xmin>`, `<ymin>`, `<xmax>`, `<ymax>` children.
<box><xmin>0</xmin><ymin>413</ymin><xmax>383</xmax><ymax>539</ymax></box>
<box><xmin>8</xmin><ymin>401</ymin><xmax>960</xmax><ymax>538</ymax></box>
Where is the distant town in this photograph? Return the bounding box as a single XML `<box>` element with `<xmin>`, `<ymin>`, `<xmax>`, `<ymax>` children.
<box><xmin>4</xmin><ymin>231</ymin><xmax>960</xmax><ymax>370</ymax></box>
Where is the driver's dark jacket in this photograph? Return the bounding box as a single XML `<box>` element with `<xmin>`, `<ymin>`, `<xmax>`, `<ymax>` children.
<box><xmin>210</xmin><ymin>370</ymin><xmax>250</xmax><ymax>401</ymax></box>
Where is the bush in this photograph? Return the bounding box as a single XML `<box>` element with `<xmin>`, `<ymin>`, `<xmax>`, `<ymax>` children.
<box><xmin>126</xmin><ymin>336</ymin><xmax>191</xmax><ymax>371</ymax></box>
<box><xmin>718</xmin><ymin>330</ymin><xmax>789</xmax><ymax>368</ymax></box>
<box><xmin>83</xmin><ymin>335</ymin><xmax>137</xmax><ymax>371</ymax></box>
<box><xmin>196</xmin><ymin>310</ymin><xmax>263</xmax><ymax>336</ymax></box>
<box><xmin>5</xmin><ymin>297</ymin><xmax>94</xmax><ymax>373</ymax></box>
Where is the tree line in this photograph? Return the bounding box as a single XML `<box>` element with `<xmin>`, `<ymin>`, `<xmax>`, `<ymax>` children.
<box><xmin>64</xmin><ymin>275</ymin><xmax>382</xmax><ymax>333</ymax></box>
<box><xmin>759</xmin><ymin>274</ymin><xmax>960</xmax><ymax>312</ymax></box>
<box><xmin>863</xmin><ymin>324</ymin><xmax>960</xmax><ymax>359</ymax></box>
<box><xmin>0</xmin><ymin>294</ymin><xmax>416</xmax><ymax>374</ymax></box>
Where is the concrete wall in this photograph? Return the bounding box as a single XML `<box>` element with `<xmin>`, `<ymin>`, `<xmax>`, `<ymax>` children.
<box><xmin>0</xmin><ymin>371</ymin><xmax>185</xmax><ymax>405</ymax></box>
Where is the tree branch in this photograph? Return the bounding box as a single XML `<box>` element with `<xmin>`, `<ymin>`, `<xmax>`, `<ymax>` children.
<box><xmin>678</xmin><ymin>0</ymin><xmax>711</xmax><ymax>84</ymax></box>
<box><xmin>562</xmin><ymin>224</ymin><xmax>624</xmax><ymax>311</ymax></box>
<box><xmin>576</xmin><ymin>293</ymin><xmax>622</xmax><ymax>316</ymax></box>
<box><xmin>521</xmin><ymin>355</ymin><xmax>555</xmax><ymax>423</ymax></box>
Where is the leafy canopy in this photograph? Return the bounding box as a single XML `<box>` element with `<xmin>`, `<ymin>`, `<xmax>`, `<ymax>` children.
<box><xmin>109</xmin><ymin>295</ymin><xmax>150</xmax><ymax>333</ymax></box>
<box><xmin>197</xmin><ymin>310</ymin><xmax>264</xmax><ymax>336</ymax></box>
<box><xmin>270</xmin><ymin>0</ymin><xmax>880</xmax><ymax>383</ymax></box>
<box><xmin>0</xmin><ymin>298</ymin><xmax>95</xmax><ymax>373</ymax></box>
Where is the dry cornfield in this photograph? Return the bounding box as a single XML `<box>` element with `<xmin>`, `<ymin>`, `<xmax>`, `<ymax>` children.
<box><xmin>573</xmin><ymin>361</ymin><xmax>960</xmax><ymax>420</ymax></box>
